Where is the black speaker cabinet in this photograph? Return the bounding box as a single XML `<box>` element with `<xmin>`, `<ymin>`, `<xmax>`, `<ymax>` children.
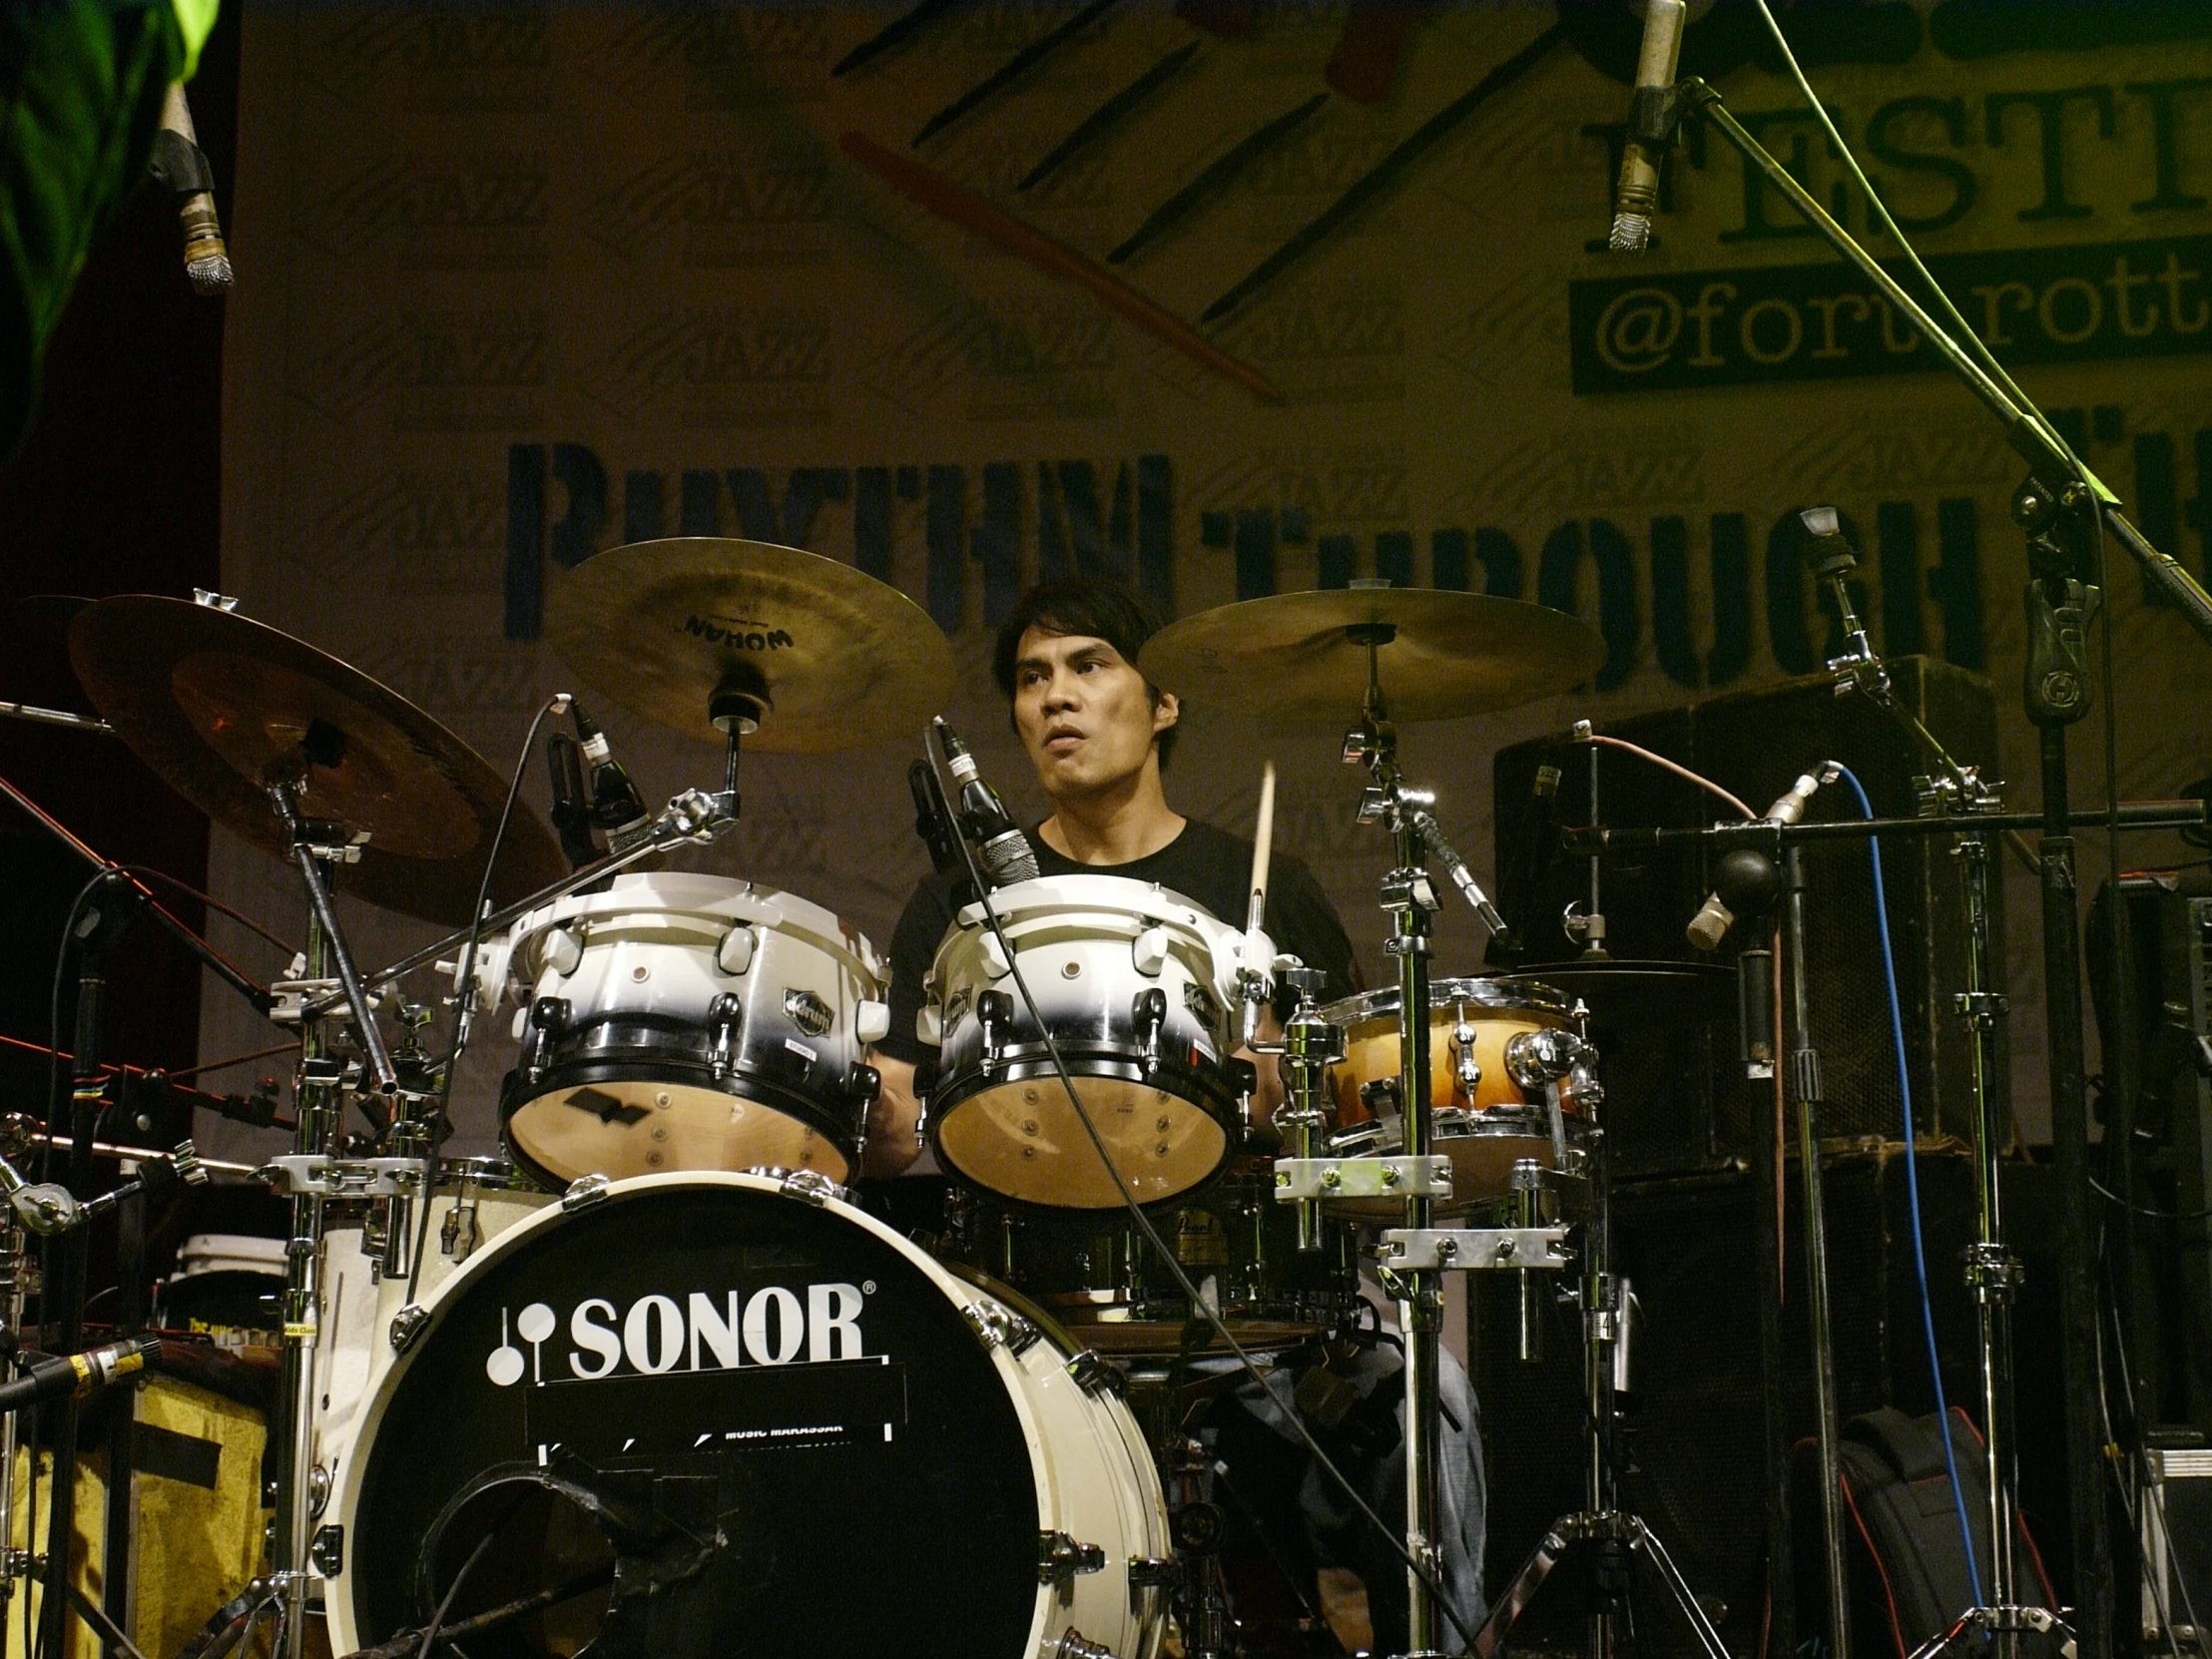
<box><xmin>1469</xmin><ymin>1146</ymin><xmax>2067</xmax><ymax>1658</ymax></box>
<box><xmin>1494</xmin><ymin>659</ymin><xmax>2005</xmax><ymax>1166</ymax></box>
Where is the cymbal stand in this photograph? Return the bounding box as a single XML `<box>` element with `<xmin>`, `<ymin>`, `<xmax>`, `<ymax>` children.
<box><xmin>1810</xmin><ymin>534</ymin><xmax>2051</xmax><ymax>1659</ymax></box>
<box><xmin>260</xmin><ymin>781</ymin><xmax>397</xmax><ymax>1659</ymax></box>
<box><xmin>1469</xmin><ymin>1035</ymin><xmax>1730</xmax><ymax>1659</ymax></box>
<box><xmin>1270</xmin><ymin>629</ymin><xmax>1572</xmax><ymax>1656</ymax></box>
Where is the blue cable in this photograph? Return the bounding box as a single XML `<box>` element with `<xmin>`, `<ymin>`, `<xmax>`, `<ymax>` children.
<box><xmin>1831</xmin><ymin>763</ymin><xmax>1986</xmax><ymax>1606</ymax></box>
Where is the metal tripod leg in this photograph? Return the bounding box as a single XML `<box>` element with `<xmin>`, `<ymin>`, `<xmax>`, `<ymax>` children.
<box><xmin>1470</xmin><ymin>1528</ymin><xmax>1569</xmax><ymax>1659</ymax></box>
<box><xmin>1469</xmin><ymin>1516</ymin><xmax>1730</xmax><ymax>1659</ymax></box>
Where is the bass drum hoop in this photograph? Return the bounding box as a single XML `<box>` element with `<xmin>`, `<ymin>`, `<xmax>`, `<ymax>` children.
<box><xmin>321</xmin><ymin>1171</ymin><xmax>1168</xmax><ymax>1659</ymax></box>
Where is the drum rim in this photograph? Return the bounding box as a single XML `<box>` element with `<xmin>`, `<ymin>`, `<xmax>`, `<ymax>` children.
<box><xmin>1321</xmin><ymin>974</ymin><xmax>1575</xmax><ymax>1026</ymax></box>
<box><xmin>499</xmin><ymin>1047</ymin><xmax>862</xmax><ymax>1179</ymax></box>
<box><xmin>948</xmin><ymin>870</ymin><xmax>1231</xmax><ymax>933</ymax></box>
<box><xmin>505</xmin><ymin>869</ymin><xmax>886</xmax><ymax>987</ymax></box>
<box><xmin>323</xmin><ymin>1170</ymin><xmax>1070</xmax><ymax>1655</ymax></box>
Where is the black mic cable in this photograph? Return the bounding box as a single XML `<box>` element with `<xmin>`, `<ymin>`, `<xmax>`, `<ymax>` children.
<box><xmin>0</xmin><ymin>1335</ymin><xmax>160</xmax><ymax>1418</ymax></box>
<box><xmin>931</xmin><ymin>717</ymin><xmax>1040</xmax><ymax>887</ymax></box>
<box><xmin>1608</xmin><ymin>0</ymin><xmax>1686</xmax><ymax>252</ymax></box>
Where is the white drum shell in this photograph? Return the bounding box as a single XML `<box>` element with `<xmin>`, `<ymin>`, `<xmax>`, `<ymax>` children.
<box><xmin>320</xmin><ymin>1172</ymin><xmax>1169</xmax><ymax>1659</ymax></box>
<box><xmin>315</xmin><ymin>1182</ymin><xmax>553</xmax><ymax>1497</ymax></box>
<box><xmin>487</xmin><ymin>872</ymin><xmax>888</xmax><ymax>1184</ymax></box>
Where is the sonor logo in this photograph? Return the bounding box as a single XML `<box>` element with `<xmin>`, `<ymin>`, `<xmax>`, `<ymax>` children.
<box><xmin>486</xmin><ymin>1281</ymin><xmax>869</xmax><ymax>1386</ymax></box>
<box><xmin>685</xmin><ymin>616</ymin><xmax>795</xmax><ymax>649</ymax></box>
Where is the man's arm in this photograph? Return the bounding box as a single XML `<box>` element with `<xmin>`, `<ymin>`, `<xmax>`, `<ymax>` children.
<box><xmin>863</xmin><ymin>1050</ymin><xmax>924</xmax><ymax>1177</ymax></box>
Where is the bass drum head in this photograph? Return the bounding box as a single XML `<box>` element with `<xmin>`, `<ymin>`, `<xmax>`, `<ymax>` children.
<box><xmin>331</xmin><ymin>1176</ymin><xmax>1059</xmax><ymax>1659</ymax></box>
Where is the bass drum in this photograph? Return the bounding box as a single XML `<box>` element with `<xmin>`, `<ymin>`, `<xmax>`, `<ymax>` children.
<box><xmin>324</xmin><ymin>1172</ymin><xmax>1170</xmax><ymax>1659</ymax></box>
<box><xmin>315</xmin><ymin>1158</ymin><xmax>554</xmax><ymax>1496</ymax></box>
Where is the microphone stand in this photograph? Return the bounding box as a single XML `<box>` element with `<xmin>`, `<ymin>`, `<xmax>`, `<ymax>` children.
<box><xmin>1665</xmin><ymin>80</ymin><xmax>2212</xmax><ymax>1654</ymax></box>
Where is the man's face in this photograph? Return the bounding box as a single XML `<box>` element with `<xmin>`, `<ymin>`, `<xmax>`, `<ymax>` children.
<box><xmin>1010</xmin><ymin>627</ymin><xmax>1179</xmax><ymax>800</ymax></box>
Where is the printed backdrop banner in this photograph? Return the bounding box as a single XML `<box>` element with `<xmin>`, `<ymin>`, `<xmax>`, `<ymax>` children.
<box><xmin>206</xmin><ymin>1</ymin><xmax>2212</xmax><ymax>1162</ymax></box>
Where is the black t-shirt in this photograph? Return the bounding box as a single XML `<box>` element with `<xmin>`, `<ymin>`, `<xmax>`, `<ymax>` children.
<box><xmin>876</xmin><ymin>819</ymin><xmax>1361</xmax><ymax>1065</ymax></box>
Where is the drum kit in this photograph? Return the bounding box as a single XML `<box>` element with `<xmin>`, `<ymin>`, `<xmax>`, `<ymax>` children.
<box><xmin>0</xmin><ymin>538</ymin><xmax>1747</xmax><ymax>1659</ymax></box>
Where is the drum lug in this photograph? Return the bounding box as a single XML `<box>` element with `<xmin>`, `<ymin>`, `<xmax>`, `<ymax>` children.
<box><xmin>1064</xmin><ymin>1348</ymin><xmax>1125</xmax><ymax>1395</ymax></box>
<box><xmin>1131</xmin><ymin>925</ymin><xmax>1168</xmax><ymax>977</ymax></box>
<box><xmin>1448</xmin><ymin>1018</ymin><xmax>1481</xmax><ymax>1100</ymax></box>
<box><xmin>976</xmin><ymin>989</ymin><xmax>1013</xmax><ymax>1076</ymax></box>
<box><xmin>960</xmin><ymin>1299</ymin><xmax>1041</xmax><ymax>1356</ymax></box>
<box><xmin>1131</xmin><ymin>987</ymin><xmax>1167</xmax><ymax>1075</ymax></box>
<box><xmin>308</xmin><ymin>1522</ymin><xmax>342</xmax><ymax>1578</ymax></box>
<box><xmin>387</xmin><ymin>1301</ymin><xmax>429</xmax><ymax>1354</ymax></box>
<box><xmin>1037</xmin><ymin>1530</ymin><xmax>1107</xmax><ymax>1586</ymax></box>
<box><xmin>1044</xmin><ymin>1626</ymin><xmax>1119</xmax><ymax>1659</ymax></box>
<box><xmin>561</xmin><ymin>1172</ymin><xmax>613</xmax><ymax>1211</ymax></box>
<box><xmin>706</xmin><ymin>992</ymin><xmax>744</xmax><ymax>1080</ymax></box>
<box><xmin>523</xmin><ymin>996</ymin><xmax>571</xmax><ymax>1085</ymax></box>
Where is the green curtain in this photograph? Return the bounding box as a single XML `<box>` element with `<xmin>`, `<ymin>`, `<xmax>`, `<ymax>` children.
<box><xmin>1</xmin><ymin>0</ymin><xmax>219</xmax><ymax>460</ymax></box>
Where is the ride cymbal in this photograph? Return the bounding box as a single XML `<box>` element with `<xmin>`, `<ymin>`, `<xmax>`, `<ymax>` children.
<box><xmin>69</xmin><ymin>596</ymin><xmax>564</xmax><ymax>927</ymax></box>
<box><xmin>1137</xmin><ymin>587</ymin><xmax>1606</xmax><ymax>723</ymax></box>
<box><xmin>545</xmin><ymin>538</ymin><xmax>955</xmax><ymax>753</ymax></box>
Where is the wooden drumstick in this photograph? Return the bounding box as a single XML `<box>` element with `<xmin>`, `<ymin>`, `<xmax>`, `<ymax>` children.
<box><xmin>1247</xmin><ymin>761</ymin><xmax>1276</xmax><ymax>934</ymax></box>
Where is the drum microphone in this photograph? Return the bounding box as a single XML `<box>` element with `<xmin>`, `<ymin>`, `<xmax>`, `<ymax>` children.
<box><xmin>547</xmin><ymin>733</ymin><xmax>598</xmax><ymax>869</ymax></box>
<box><xmin>150</xmin><ymin>82</ymin><xmax>233</xmax><ymax>295</ymax></box>
<box><xmin>908</xmin><ymin>759</ymin><xmax>962</xmax><ymax>877</ymax></box>
<box><xmin>932</xmin><ymin>718</ymin><xmax>1040</xmax><ymax>887</ymax></box>
<box><xmin>1684</xmin><ymin>769</ymin><xmax>1832</xmax><ymax>951</ymax></box>
<box><xmin>1608</xmin><ymin>0</ymin><xmax>1687</xmax><ymax>253</ymax></box>
<box><xmin>0</xmin><ymin>1335</ymin><xmax>161</xmax><ymax>1419</ymax></box>
<box><xmin>572</xmin><ymin>701</ymin><xmax>653</xmax><ymax>855</ymax></box>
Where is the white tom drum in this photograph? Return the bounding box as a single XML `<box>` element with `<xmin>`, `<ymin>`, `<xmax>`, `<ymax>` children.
<box><xmin>321</xmin><ymin>1171</ymin><xmax>1170</xmax><ymax>1659</ymax></box>
<box><xmin>924</xmin><ymin>875</ymin><xmax>1258</xmax><ymax>1210</ymax></box>
<box><xmin>472</xmin><ymin>872</ymin><xmax>889</xmax><ymax>1189</ymax></box>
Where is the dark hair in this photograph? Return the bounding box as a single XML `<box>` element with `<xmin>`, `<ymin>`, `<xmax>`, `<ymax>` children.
<box><xmin>991</xmin><ymin>579</ymin><xmax>1179</xmax><ymax>766</ymax></box>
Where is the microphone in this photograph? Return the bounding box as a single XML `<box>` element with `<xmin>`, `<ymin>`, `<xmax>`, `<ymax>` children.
<box><xmin>0</xmin><ymin>1335</ymin><xmax>161</xmax><ymax>1418</ymax></box>
<box><xmin>1685</xmin><ymin>773</ymin><xmax>1830</xmax><ymax>950</ymax></box>
<box><xmin>932</xmin><ymin>718</ymin><xmax>1040</xmax><ymax>887</ymax></box>
<box><xmin>546</xmin><ymin>733</ymin><xmax>598</xmax><ymax>869</ymax></box>
<box><xmin>571</xmin><ymin>702</ymin><xmax>653</xmax><ymax>855</ymax></box>
<box><xmin>1608</xmin><ymin>0</ymin><xmax>1687</xmax><ymax>253</ymax></box>
<box><xmin>149</xmin><ymin>83</ymin><xmax>233</xmax><ymax>295</ymax></box>
<box><xmin>908</xmin><ymin>759</ymin><xmax>962</xmax><ymax>877</ymax></box>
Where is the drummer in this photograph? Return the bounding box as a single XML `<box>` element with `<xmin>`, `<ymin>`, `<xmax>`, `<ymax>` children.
<box><xmin>864</xmin><ymin>577</ymin><xmax>1488</xmax><ymax>1651</ymax></box>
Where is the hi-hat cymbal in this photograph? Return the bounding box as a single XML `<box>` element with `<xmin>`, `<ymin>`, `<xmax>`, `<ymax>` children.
<box><xmin>545</xmin><ymin>538</ymin><xmax>955</xmax><ymax>752</ymax></box>
<box><xmin>69</xmin><ymin>596</ymin><xmax>565</xmax><ymax>927</ymax></box>
<box><xmin>1137</xmin><ymin>587</ymin><xmax>1605</xmax><ymax>723</ymax></box>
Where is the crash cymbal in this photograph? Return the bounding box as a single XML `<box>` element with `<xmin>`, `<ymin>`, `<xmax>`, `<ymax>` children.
<box><xmin>545</xmin><ymin>538</ymin><xmax>955</xmax><ymax>753</ymax></box>
<box><xmin>1137</xmin><ymin>587</ymin><xmax>1605</xmax><ymax>723</ymax></box>
<box><xmin>69</xmin><ymin>596</ymin><xmax>565</xmax><ymax>927</ymax></box>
